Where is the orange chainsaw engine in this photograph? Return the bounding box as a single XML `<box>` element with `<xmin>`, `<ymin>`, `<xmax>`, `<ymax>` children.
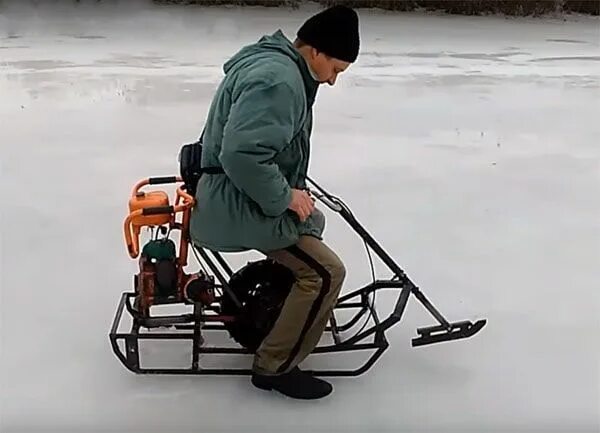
<box><xmin>123</xmin><ymin>176</ymin><xmax>215</xmax><ymax>316</ymax></box>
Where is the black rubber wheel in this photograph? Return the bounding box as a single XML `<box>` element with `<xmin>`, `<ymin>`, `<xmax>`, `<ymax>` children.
<box><xmin>220</xmin><ymin>259</ymin><xmax>295</xmax><ymax>352</ymax></box>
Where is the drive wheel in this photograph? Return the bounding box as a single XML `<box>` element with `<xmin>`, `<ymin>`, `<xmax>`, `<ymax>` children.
<box><xmin>220</xmin><ymin>259</ymin><xmax>295</xmax><ymax>352</ymax></box>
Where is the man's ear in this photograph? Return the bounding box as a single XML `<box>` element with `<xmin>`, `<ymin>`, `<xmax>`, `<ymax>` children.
<box><xmin>310</xmin><ymin>46</ymin><xmax>319</xmax><ymax>60</ymax></box>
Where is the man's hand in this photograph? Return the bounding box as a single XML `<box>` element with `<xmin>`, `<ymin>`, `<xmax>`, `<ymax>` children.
<box><xmin>288</xmin><ymin>188</ymin><xmax>315</xmax><ymax>222</ymax></box>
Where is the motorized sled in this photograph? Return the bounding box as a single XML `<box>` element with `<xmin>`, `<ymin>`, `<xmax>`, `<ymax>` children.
<box><xmin>109</xmin><ymin>141</ymin><xmax>487</xmax><ymax>376</ymax></box>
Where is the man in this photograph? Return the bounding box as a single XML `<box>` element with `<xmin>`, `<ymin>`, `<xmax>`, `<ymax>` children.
<box><xmin>189</xmin><ymin>5</ymin><xmax>360</xmax><ymax>400</ymax></box>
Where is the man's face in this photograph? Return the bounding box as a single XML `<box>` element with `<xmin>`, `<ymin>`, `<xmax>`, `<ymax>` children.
<box><xmin>308</xmin><ymin>48</ymin><xmax>351</xmax><ymax>86</ymax></box>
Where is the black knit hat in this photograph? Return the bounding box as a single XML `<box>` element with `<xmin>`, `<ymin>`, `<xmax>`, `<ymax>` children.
<box><xmin>297</xmin><ymin>5</ymin><xmax>360</xmax><ymax>63</ymax></box>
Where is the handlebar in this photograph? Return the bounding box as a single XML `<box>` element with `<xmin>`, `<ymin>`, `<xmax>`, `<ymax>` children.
<box><xmin>307</xmin><ymin>188</ymin><xmax>344</xmax><ymax>213</ymax></box>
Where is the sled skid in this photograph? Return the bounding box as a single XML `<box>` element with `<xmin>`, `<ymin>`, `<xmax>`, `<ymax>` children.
<box><xmin>306</xmin><ymin>177</ymin><xmax>487</xmax><ymax>350</ymax></box>
<box><xmin>411</xmin><ymin>319</ymin><xmax>487</xmax><ymax>347</ymax></box>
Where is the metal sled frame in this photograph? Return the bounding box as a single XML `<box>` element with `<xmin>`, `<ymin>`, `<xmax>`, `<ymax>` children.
<box><xmin>110</xmin><ymin>177</ymin><xmax>486</xmax><ymax>377</ymax></box>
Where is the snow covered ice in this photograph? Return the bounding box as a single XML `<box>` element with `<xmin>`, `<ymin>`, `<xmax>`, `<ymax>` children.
<box><xmin>1</xmin><ymin>1</ymin><xmax>599</xmax><ymax>432</ymax></box>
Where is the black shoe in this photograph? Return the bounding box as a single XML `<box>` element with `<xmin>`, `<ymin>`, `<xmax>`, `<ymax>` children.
<box><xmin>251</xmin><ymin>367</ymin><xmax>332</xmax><ymax>400</ymax></box>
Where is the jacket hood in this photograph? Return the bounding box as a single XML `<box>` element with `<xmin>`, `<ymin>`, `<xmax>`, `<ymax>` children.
<box><xmin>223</xmin><ymin>30</ymin><xmax>318</xmax><ymax>101</ymax></box>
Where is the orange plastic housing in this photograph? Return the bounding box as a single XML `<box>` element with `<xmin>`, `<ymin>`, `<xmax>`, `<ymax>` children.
<box><xmin>129</xmin><ymin>191</ymin><xmax>171</xmax><ymax>227</ymax></box>
<box><xmin>124</xmin><ymin>177</ymin><xmax>195</xmax><ymax>260</ymax></box>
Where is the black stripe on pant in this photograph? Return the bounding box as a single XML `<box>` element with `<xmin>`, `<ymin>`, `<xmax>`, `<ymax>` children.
<box><xmin>276</xmin><ymin>244</ymin><xmax>331</xmax><ymax>374</ymax></box>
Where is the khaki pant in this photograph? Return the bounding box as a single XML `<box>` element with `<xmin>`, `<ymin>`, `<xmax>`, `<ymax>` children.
<box><xmin>253</xmin><ymin>235</ymin><xmax>346</xmax><ymax>375</ymax></box>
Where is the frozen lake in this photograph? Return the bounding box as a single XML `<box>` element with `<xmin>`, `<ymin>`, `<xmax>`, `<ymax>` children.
<box><xmin>1</xmin><ymin>2</ymin><xmax>599</xmax><ymax>432</ymax></box>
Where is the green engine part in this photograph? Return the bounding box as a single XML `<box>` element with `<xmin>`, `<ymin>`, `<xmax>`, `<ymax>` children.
<box><xmin>141</xmin><ymin>238</ymin><xmax>178</xmax><ymax>298</ymax></box>
<box><xmin>142</xmin><ymin>238</ymin><xmax>177</xmax><ymax>261</ymax></box>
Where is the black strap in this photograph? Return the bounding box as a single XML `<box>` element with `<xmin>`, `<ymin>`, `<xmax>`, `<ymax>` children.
<box><xmin>201</xmin><ymin>166</ymin><xmax>225</xmax><ymax>175</ymax></box>
<box><xmin>197</xmin><ymin>127</ymin><xmax>225</xmax><ymax>175</ymax></box>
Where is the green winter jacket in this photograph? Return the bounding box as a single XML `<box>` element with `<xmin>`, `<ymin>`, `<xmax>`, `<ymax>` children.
<box><xmin>189</xmin><ymin>30</ymin><xmax>324</xmax><ymax>253</ymax></box>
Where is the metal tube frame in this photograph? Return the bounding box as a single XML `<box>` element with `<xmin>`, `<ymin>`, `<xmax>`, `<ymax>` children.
<box><xmin>109</xmin><ymin>177</ymin><xmax>486</xmax><ymax>376</ymax></box>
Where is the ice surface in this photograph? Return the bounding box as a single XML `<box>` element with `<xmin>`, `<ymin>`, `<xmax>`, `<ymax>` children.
<box><xmin>1</xmin><ymin>2</ymin><xmax>599</xmax><ymax>432</ymax></box>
